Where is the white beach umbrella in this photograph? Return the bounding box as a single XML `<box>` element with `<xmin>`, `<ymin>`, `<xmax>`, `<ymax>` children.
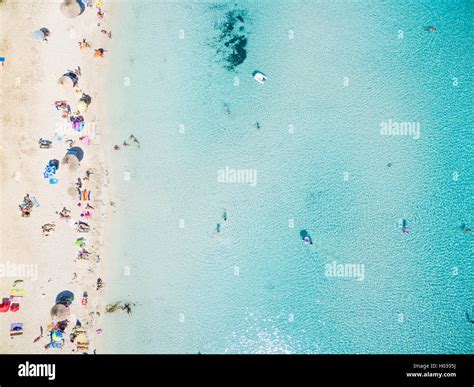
<box><xmin>58</xmin><ymin>75</ymin><xmax>75</xmax><ymax>88</ymax></box>
<box><xmin>61</xmin><ymin>154</ymin><xmax>80</xmax><ymax>172</ymax></box>
<box><xmin>33</xmin><ymin>29</ymin><xmax>46</xmax><ymax>41</ymax></box>
<box><xmin>50</xmin><ymin>304</ymin><xmax>71</xmax><ymax>322</ymax></box>
<box><xmin>60</xmin><ymin>0</ymin><xmax>85</xmax><ymax>18</ymax></box>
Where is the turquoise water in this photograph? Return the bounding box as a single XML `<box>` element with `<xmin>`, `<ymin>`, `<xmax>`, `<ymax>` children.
<box><xmin>102</xmin><ymin>0</ymin><xmax>473</xmax><ymax>354</ymax></box>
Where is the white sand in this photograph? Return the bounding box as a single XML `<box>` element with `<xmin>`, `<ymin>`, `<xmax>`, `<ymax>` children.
<box><xmin>0</xmin><ymin>0</ymin><xmax>117</xmax><ymax>353</ymax></box>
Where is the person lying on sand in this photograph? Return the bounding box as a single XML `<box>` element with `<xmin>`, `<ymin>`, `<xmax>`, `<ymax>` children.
<box><xmin>42</xmin><ymin>223</ymin><xmax>56</xmax><ymax>236</ymax></box>
<box><xmin>80</xmin><ymin>210</ymin><xmax>92</xmax><ymax>219</ymax></box>
<box><xmin>57</xmin><ymin>207</ymin><xmax>71</xmax><ymax>219</ymax></box>
<box><xmin>83</xmin><ymin>170</ymin><xmax>93</xmax><ymax>181</ymax></box>
<box><xmin>94</xmin><ymin>48</ymin><xmax>107</xmax><ymax>58</ymax></box>
<box><xmin>66</xmin><ymin>139</ymin><xmax>75</xmax><ymax>148</ymax></box>
<box><xmin>78</xmin><ymin>249</ymin><xmax>91</xmax><ymax>260</ymax></box>
<box><xmin>96</xmin><ymin>278</ymin><xmax>105</xmax><ymax>291</ymax></box>
<box><xmin>75</xmin><ymin>221</ymin><xmax>90</xmax><ymax>233</ymax></box>
<box><xmin>38</xmin><ymin>138</ymin><xmax>52</xmax><ymax>149</ymax></box>
<box><xmin>54</xmin><ymin>100</ymin><xmax>71</xmax><ymax>118</ymax></box>
<box><xmin>19</xmin><ymin>194</ymin><xmax>34</xmax><ymax>217</ymax></box>
<box><xmin>101</xmin><ymin>29</ymin><xmax>112</xmax><ymax>38</ymax></box>
<box><xmin>78</xmin><ymin>38</ymin><xmax>92</xmax><ymax>50</ymax></box>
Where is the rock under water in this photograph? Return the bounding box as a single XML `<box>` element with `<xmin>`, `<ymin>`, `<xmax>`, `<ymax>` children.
<box><xmin>214</xmin><ymin>8</ymin><xmax>249</xmax><ymax>71</ymax></box>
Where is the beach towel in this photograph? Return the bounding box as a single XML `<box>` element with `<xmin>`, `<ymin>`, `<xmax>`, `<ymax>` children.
<box><xmin>10</xmin><ymin>288</ymin><xmax>25</xmax><ymax>297</ymax></box>
<box><xmin>9</xmin><ymin>296</ymin><xmax>23</xmax><ymax>303</ymax></box>
<box><xmin>81</xmin><ymin>190</ymin><xmax>91</xmax><ymax>201</ymax></box>
<box><xmin>0</xmin><ymin>298</ymin><xmax>11</xmax><ymax>312</ymax></box>
<box><xmin>10</xmin><ymin>303</ymin><xmax>20</xmax><ymax>312</ymax></box>
<box><xmin>31</xmin><ymin>197</ymin><xmax>40</xmax><ymax>208</ymax></box>
<box><xmin>43</xmin><ymin>164</ymin><xmax>57</xmax><ymax>179</ymax></box>
<box><xmin>72</xmin><ymin>119</ymin><xmax>85</xmax><ymax>132</ymax></box>
<box><xmin>10</xmin><ymin>323</ymin><xmax>23</xmax><ymax>336</ymax></box>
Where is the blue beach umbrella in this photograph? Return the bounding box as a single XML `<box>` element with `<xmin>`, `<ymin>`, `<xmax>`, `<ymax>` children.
<box><xmin>55</xmin><ymin>290</ymin><xmax>74</xmax><ymax>306</ymax></box>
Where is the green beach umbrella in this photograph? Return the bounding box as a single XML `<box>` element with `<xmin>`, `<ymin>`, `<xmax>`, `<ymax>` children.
<box><xmin>75</xmin><ymin>238</ymin><xmax>85</xmax><ymax>248</ymax></box>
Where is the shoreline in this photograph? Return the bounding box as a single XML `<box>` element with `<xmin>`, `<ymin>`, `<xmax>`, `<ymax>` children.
<box><xmin>0</xmin><ymin>0</ymin><xmax>117</xmax><ymax>354</ymax></box>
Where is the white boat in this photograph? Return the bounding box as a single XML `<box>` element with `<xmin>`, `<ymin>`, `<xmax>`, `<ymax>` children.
<box><xmin>253</xmin><ymin>71</ymin><xmax>268</xmax><ymax>85</ymax></box>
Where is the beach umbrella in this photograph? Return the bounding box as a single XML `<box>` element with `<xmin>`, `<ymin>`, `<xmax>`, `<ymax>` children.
<box><xmin>60</xmin><ymin>0</ymin><xmax>86</xmax><ymax>18</ymax></box>
<box><xmin>75</xmin><ymin>238</ymin><xmax>85</xmax><ymax>248</ymax></box>
<box><xmin>67</xmin><ymin>146</ymin><xmax>84</xmax><ymax>162</ymax></box>
<box><xmin>61</xmin><ymin>154</ymin><xmax>80</xmax><ymax>172</ymax></box>
<box><xmin>58</xmin><ymin>75</ymin><xmax>76</xmax><ymax>88</ymax></box>
<box><xmin>62</xmin><ymin>146</ymin><xmax>84</xmax><ymax>171</ymax></box>
<box><xmin>55</xmin><ymin>290</ymin><xmax>74</xmax><ymax>306</ymax></box>
<box><xmin>50</xmin><ymin>304</ymin><xmax>71</xmax><ymax>321</ymax></box>
<box><xmin>33</xmin><ymin>29</ymin><xmax>48</xmax><ymax>41</ymax></box>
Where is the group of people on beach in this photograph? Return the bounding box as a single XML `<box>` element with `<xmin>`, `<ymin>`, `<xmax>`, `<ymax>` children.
<box><xmin>113</xmin><ymin>134</ymin><xmax>140</xmax><ymax>150</ymax></box>
<box><xmin>18</xmin><ymin>194</ymin><xmax>34</xmax><ymax>217</ymax></box>
<box><xmin>30</xmin><ymin>0</ymin><xmax>116</xmax><ymax>354</ymax></box>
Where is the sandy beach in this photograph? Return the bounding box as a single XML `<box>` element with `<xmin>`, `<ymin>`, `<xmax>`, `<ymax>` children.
<box><xmin>0</xmin><ymin>0</ymin><xmax>116</xmax><ymax>353</ymax></box>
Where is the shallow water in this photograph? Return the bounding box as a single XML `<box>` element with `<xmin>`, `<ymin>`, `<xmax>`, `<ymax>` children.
<box><xmin>102</xmin><ymin>0</ymin><xmax>473</xmax><ymax>354</ymax></box>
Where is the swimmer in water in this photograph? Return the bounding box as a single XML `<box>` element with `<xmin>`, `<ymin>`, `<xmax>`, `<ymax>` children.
<box><xmin>223</xmin><ymin>210</ymin><xmax>227</xmax><ymax>221</ymax></box>
<box><xmin>425</xmin><ymin>26</ymin><xmax>437</xmax><ymax>32</ymax></box>
<box><xmin>224</xmin><ymin>104</ymin><xmax>230</xmax><ymax>115</ymax></box>
<box><xmin>216</xmin><ymin>223</ymin><xmax>221</xmax><ymax>233</ymax></box>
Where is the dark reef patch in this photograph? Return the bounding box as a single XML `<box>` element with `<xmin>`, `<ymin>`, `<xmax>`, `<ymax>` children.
<box><xmin>213</xmin><ymin>8</ymin><xmax>249</xmax><ymax>71</ymax></box>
